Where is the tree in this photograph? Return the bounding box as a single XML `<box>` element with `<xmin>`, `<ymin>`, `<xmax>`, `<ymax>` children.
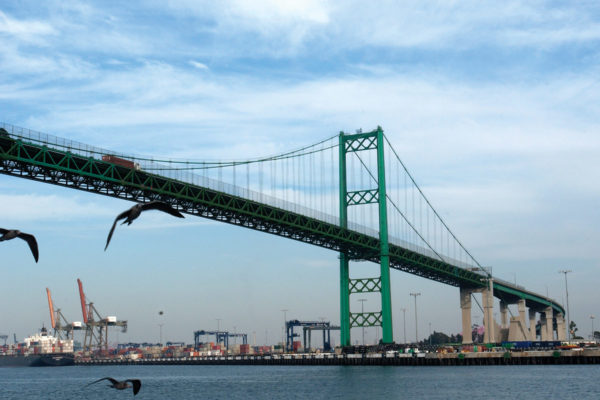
<box><xmin>570</xmin><ymin>321</ymin><xmax>584</xmax><ymax>340</ymax></box>
<box><xmin>423</xmin><ymin>331</ymin><xmax>462</xmax><ymax>345</ymax></box>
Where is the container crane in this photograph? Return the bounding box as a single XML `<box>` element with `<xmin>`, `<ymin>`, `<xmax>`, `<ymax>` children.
<box><xmin>77</xmin><ymin>278</ymin><xmax>127</xmax><ymax>353</ymax></box>
<box><xmin>46</xmin><ymin>288</ymin><xmax>83</xmax><ymax>340</ymax></box>
<box><xmin>194</xmin><ymin>330</ymin><xmax>248</xmax><ymax>350</ymax></box>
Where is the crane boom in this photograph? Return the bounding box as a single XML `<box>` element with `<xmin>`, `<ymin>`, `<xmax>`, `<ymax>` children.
<box><xmin>77</xmin><ymin>278</ymin><xmax>88</xmax><ymax>323</ymax></box>
<box><xmin>46</xmin><ymin>288</ymin><xmax>56</xmax><ymax>329</ymax></box>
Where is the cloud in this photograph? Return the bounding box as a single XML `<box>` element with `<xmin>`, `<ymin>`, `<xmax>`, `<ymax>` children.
<box><xmin>10</xmin><ymin>63</ymin><xmax>599</xmax><ymax>167</ymax></box>
<box><xmin>167</xmin><ymin>0</ymin><xmax>330</xmax><ymax>27</ymax></box>
<box><xmin>164</xmin><ymin>0</ymin><xmax>330</xmax><ymax>54</ymax></box>
<box><xmin>160</xmin><ymin>1</ymin><xmax>600</xmax><ymax>55</ymax></box>
<box><xmin>0</xmin><ymin>10</ymin><xmax>57</xmax><ymax>42</ymax></box>
<box><xmin>0</xmin><ymin>193</ymin><xmax>115</xmax><ymax>221</ymax></box>
<box><xmin>189</xmin><ymin>60</ymin><xmax>209</xmax><ymax>70</ymax></box>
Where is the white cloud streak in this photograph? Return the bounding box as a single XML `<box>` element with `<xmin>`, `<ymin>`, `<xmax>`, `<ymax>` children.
<box><xmin>0</xmin><ymin>10</ymin><xmax>57</xmax><ymax>41</ymax></box>
<box><xmin>0</xmin><ymin>194</ymin><xmax>114</xmax><ymax>221</ymax></box>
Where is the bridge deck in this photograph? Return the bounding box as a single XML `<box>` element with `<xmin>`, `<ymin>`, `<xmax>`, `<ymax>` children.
<box><xmin>0</xmin><ymin>131</ymin><xmax>564</xmax><ymax>315</ymax></box>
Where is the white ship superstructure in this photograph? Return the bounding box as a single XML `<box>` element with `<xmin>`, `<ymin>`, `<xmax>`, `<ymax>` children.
<box><xmin>17</xmin><ymin>327</ymin><xmax>73</xmax><ymax>355</ymax></box>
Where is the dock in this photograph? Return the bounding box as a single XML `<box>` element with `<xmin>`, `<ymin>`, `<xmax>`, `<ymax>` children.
<box><xmin>76</xmin><ymin>349</ymin><xmax>600</xmax><ymax>366</ymax></box>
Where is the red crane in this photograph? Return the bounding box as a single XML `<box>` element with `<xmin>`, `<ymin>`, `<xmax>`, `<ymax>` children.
<box><xmin>77</xmin><ymin>278</ymin><xmax>88</xmax><ymax>324</ymax></box>
<box><xmin>46</xmin><ymin>287</ymin><xmax>81</xmax><ymax>339</ymax></box>
<box><xmin>77</xmin><ymin>278</ymin><xmax>127</xmax><ymax>353</ymax></box>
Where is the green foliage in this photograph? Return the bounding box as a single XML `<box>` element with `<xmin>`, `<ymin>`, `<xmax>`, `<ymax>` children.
<box><xmin>423</xmin><ymin>331</ymin><xmax>463</xmax><ymax>345</ymax></box>
<box><xmin>570</xmin><ymin>321</ymin><xmax>584</xmax><ymax>339</ymax></box>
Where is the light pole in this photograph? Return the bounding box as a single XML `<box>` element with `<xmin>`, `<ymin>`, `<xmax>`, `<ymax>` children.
<box><xmin>591</xmin><ymin>315</ymin><xmax>595</xmax><ymax>341</ymax></box>
<box><xmin>358</xmin><ymin>299</ymin><xmax>367</xmax><ymax>345</ymax></box>
<box><xmin>158</xmin><ymin>310</ymin><xmax>164</xmax><ymax>346</ymax></box>
<box><xmin>559</xmin><ymin>270</ymin><xmax>572</xmax><ymax>340</ymax></box>
<box><xmin>410</xmin><ymin>293</ymin><xmax>421</xmax><ymax>343</ymax></box>
<box><xmin>400</xmin><ymin>307</ymin><xmax>407</xmax><ymax>344</ymax></box>
<box><xmin>281</xmin><ymin>309</ymin><xmax>288</xmax><ymax>351</ymax></box>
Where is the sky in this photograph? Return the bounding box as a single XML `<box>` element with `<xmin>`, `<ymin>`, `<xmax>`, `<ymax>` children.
<box><xmin>0</xmin><ymin>1</ymin><xmax>599</xmax><ymax>346</ymax></box>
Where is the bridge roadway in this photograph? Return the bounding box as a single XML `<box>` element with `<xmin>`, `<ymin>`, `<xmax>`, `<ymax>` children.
<box><xmin>0</xmin><ymin>127</ymin><xmax>564</xmax><ymax>319</ymax></box>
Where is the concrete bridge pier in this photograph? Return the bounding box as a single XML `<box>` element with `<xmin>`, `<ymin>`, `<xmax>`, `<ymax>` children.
<box><xmin>500</xmin><ymin>301</ymin><xmax>508</xmax><ymax>329</ymax></box>
<box><xmin>499</xmin><ymin>301</ymin><xmax>509</xmax><ymax>342</ymax></box>
<box><xmin>540</xmin><ymin>313</ymin><xmax>548</xmax><ymax>340</ymax></box>
<box><xmin>460</xmin><ymin>282</ymin><xmax>496</xmax><ymax>344</ymax></box>
<box><xmin>542</xmin><ymin>307</ymin><xmax>554</xmax><ymax>340</ymax></box>
<box><xmin>460</xmin><ymin>287</ymin><xmax>473</xmax><ymax>344</ymax></box>
<box><xmin>507</xmin><ymin>299</ymin><xmax>529</xmax><ymax>341</ymax></box>
<box><xmin>529</xmin><ymin>309</ymin><xmax>537</xmax><ymax>340</ymax></box>
<box><xmin>482</xmin><ymin>280</ymin><xmax>496</xmax><ymax>344</ymax></box>
<box><xmin>459</xmin><ymin>285</ymin><xmax>563</xmax><ymax>344</ymax></box>
<box><xmin>556</xmin><ymin>313</ymin><xmax>566</xmax><ymax>341</ymax></box>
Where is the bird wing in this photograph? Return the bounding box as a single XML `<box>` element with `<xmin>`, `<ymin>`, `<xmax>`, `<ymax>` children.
<box><xmin>140</xmin><ymin>201</ymin><xmax>184</xmax><ymax>218</ymax></box>
<box><xmin>84</xmin><ymin>377</ymin><xmax>119</xmax><ymax>387</ymax></box>
<box><xmin>0</xmin><ymin>228</ymin><xmax>8</xmax><ymax>235</ymax></box>
<box><xmin>17</xmin><ymin>232</ymin><xmax>38</xmax><ymax>263</ymax></box>
<box><xmin>126</xmin><ymin>379</ymin><xmax>142</xmax><ymax>395</ymax></box>
<box><xmin>105</xmin><ymin>210</ymin><xmax>130</xmax><ymax>250</ymax></box>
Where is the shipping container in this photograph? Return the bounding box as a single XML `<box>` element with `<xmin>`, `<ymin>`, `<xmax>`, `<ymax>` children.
<box><xmin>102</xmin><ymin>155</ymin><xmax>141</xmax><ymax>170</ymax></box>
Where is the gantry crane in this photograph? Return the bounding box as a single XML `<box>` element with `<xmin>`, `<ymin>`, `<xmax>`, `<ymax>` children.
<box><xmin>194</xmin><ymin>330</ymin><xmax>248</xmax><ymax>350</ymax></box>
<box><xmin>285</xmin><ymin>320</ymin><xmax>340</xmax><ymax>352</ymax></box>
<box><xmin>46</xmin><ymin>288</ymin><xmax>83</xmax><ymax>340</ymax></box>
<box><xmin>77</xmin><ymin>278</ymin><xmax>127</xmax><ymax>353</ymax></box>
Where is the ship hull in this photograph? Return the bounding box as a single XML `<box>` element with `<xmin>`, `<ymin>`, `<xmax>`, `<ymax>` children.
<box><xmin>0</xmin><ymin>353</ymin><xmax>74</xmax><ymax>367</ymax></box>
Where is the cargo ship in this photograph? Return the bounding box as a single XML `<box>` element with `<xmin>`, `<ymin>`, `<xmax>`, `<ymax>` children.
<box><xmin>0</xmin><ymin>327</ymin><xmax>74</xmax><ymax>367</ymax></box>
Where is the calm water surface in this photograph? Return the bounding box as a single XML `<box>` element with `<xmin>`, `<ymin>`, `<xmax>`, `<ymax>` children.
<box><xmin>1</xmin><ymin>364</ymin><xmax>599</xmax><ymax>399</ymax></box>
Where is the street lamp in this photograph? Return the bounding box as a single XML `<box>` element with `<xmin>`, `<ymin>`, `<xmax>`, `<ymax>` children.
<box><xmin>559</xmin><ymin>270</ymin><xmax>572</xmax><ymax>340</ymax></box>
<box><xmin>400</xmin><ymin>307</ymin><xmax>407</xmax><ymax>344</ymax></box>
<box><xmin>358</xmin><ymin>299</ymin><xmax>367</xmax><ymax>345</ymax></box>
<box><xmin>158</xmin><ymin>310</ymin><xmax>164</xmax><ymax>346</ymax></box>
<box><xmin>410</xmin><ymin>293</ymin><xmax>421</xmax><ymax>343</ymax></box>
<box><xmin>591</xmin><ymin>315</ymin><xmax>595</xmax><ymax>341</ymax></box>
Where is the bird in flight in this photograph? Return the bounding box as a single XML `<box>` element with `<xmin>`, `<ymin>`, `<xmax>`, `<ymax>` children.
<box><xmin>0</xmin><ymin>229</ymin><xmax>39</xmax><ymax>262</ymax></box>
<box><xmin>85</xmin><ymin>377</ymin><xmax>142</xmax><ymax>396</ymax></box>
<box><xmin>105</xmin><ymin>200</ymin><xmax>184</xmax><ymax>250</ymax></box>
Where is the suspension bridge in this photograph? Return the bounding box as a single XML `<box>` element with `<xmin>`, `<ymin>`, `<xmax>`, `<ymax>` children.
<box><xmin>0</xmin><ymin>122</ymin><xmax>566</xmax><ymax>345</ymax></box>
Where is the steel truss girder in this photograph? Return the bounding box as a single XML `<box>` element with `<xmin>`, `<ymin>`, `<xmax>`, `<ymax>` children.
<box><xmin>0</xmin><ymin>159</ymin><xmax>479</xmax><ymax>284</ymax></box>
<box><xmin>0</xmin><ymin>139</ymin><xmax>492</xmax><ymax>285</ymax></box>
<box><xmin>0</xmin><ymin>136</ymin><xmax>565</xmax><ymax>316</ymax></box>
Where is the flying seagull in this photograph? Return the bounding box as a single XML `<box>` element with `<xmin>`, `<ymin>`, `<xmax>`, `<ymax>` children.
<box><xmin>0</xmin><ymin>229</ymin><xmax>38</xmax><ymax>262</ymax></box>
<box><xmin>105</xmin><ymin>200</ymin><xmax>184</xmax><ymax>250</ymax></box>
<box><xmin>85</xmin><ymin>377</ymin><xmax>142</xmax><ymax>396</ymax></box>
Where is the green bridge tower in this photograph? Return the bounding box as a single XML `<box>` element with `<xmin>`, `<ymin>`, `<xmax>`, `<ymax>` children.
<box><xmin>339</xmin><ymin>127</ymin><xmax>393</xmax><ymax>346</ymax></box>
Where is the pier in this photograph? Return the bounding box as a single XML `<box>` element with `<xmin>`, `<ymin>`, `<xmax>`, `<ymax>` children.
<box><xmin>76</xmin><ymin>349</ymin><xmax>600</xmax><ymax>366</ymax></box>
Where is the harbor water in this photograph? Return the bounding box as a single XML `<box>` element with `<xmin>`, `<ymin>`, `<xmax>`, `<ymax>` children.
<box><xmin>1</xmin><ymin>364</ymin><xmax>599</xmax><ymax>399</ymax></box>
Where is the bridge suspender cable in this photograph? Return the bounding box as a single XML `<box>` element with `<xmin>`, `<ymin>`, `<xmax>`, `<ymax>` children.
<box><xmin>382</xmin><ymin>135</ymin><xmax>487</xmax><ymax>275</ymax></box>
